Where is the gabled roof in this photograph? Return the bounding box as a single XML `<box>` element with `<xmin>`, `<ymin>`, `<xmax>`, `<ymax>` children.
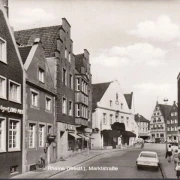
<box><xmin>92</xmin><ymin>82</ymin><xmax>111</xmax><ymax>111</ymax></box>
<box><xmin>124</xmin><ymin>92</ymin><xmax>133</xmax><ymax>109</ymax></box>
<box><xmin>14</xmin><ymin>25</ymin><xmax>61</xmax><ymax>57</ymax></box>
<box><xmin>18</xmin><ymin>46</ymin><xmax>32</xmax><ymax>64</ymax></box>
<box><xmin>158</xmin><ymin>104</ymin><xmax>172</xmax><ymax>119</ymax></box>
<box><xmin>135</xmin><ymin>114</ymin><xmax>150</xmax><ymax>123</ymax></box>
<box><xmin>75</xmin><ymin>53</ymin><xmax>84</xmax><ymax>73</ymax></box>
<box><xmin>0</xmin><ymin>1</ymin><xmax>24</xmax><ymax>71</ymax></box>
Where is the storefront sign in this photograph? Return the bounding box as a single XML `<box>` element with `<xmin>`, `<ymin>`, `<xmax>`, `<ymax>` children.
<box><xmin>65</xmin><ymin>124</ymin><xmax>75</xmax><ymax>131</ymax></box>
<box><xmin>0</xmin><ymin>105</ymin><xmax>23</xmax><ymax>114</ymax></box>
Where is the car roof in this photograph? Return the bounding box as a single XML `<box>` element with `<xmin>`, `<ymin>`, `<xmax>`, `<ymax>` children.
<box><xmin>140</xmin><ymin>151</ymin><xmax>157</xmax><ymax>154</ymax></box>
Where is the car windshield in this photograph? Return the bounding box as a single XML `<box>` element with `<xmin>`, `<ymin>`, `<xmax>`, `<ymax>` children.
<box><xmin>140</xmin><ymin>153</ymin><xmax>156</xmax><ymax>158</ymax></box>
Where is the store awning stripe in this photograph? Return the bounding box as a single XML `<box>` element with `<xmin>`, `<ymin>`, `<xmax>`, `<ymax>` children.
<box><xmin>78</xmin><ymin>134</ymin><xmax>89</xmax><ymax>140</ymax></box>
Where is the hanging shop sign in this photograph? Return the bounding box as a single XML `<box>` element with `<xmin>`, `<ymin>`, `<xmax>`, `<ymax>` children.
<box><xmin>0</xmin><ymin>105</ymin><xmax>23</xmax><ymax>114</ymax></box>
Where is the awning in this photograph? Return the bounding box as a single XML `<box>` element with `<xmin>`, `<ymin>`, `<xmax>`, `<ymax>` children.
<box><xmin>78</xmin><ymin>134</ymin><xmax>89</xmax><ymax>140</ymax></box>
<box><xmin>68</xmin><ymin>133</ymin><xmax>82</xmax><ymax>139</ymax></box>
<box><xmin>85</xmin><ymin>134</ymin><xmax>94</xmax><ymax>139</ymax></box>
<box><xmin>122</xmin><ymin>131</ymin><xmax>136</xmax><ymax>137</ymax></box>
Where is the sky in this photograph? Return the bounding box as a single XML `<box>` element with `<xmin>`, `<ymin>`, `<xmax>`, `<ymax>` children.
<box><xmin>8</xmin><ymin>0</ymin><xmax>180</xmax><ymax>119</ymax></box>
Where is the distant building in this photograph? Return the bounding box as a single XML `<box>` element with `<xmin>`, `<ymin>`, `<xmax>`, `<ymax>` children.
<box><xmin>135</xmin><ymin>114</ymin><xmax>150</xmax><ymax>140</ymax></box>
<box><xmin>177</xmin><ymin>73</ymin><xmax>180</xmax><ymax>143</ymax></box>
<box><xmin>167</xmin><ymin>101</ymin><xmax>178</xmax><ymax>142</ymax></box>
<box><xmin>74</xmin><ymin>49</ymin><xmax>92</xmax><ymax>150</ymax></box>
<box><xmin>150</xmin><ymin>102</ymin><xmax>172</xmax><ymax>142</ymax></box>
<box><xmin>91</xmin><ymin>81</ymin><xmax>138</xmax><ymax>149</ymax></box>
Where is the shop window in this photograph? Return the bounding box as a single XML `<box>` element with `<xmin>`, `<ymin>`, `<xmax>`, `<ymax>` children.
<box><xmin>0</xmin><ymin>76</ymin><xmax>6</xmax><ymax>99</ymax></box>
<box><xmin>10</xmin><ymin>165</ymin><xmax>18</xmax><ymax>174</ymax></box>
<box><xmin>9</xmin><ymin>119</ymin><xmax>21</xmax><ymax>151</ymax></box>
<box><xmin>39</xmin><ymin>124</ymin><xmax>45</xmax><ymax>147</ymax></box>
<box><xmin>68</xmin><ymin>134</ymin><xmax>75</xmax><ymax>151</ymax></box>
<box><xmin>9</xmin><ymin>80</ymin><xmax>21</xmax><ymax>103</ymax></box>
<box><xmin>0</xmin><ymin>117</ymin><xmax>6</xmax><ymax>152</ymax></box>
<box><xmin>28</xmin><ymin>123</ymin><xmax>36</xmax><ymax>148</ymax></box>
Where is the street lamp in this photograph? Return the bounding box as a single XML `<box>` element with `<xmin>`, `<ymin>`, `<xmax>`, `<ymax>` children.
<box><xmin>164</xmin><ymin>98</ymin><xmax>168</xmax><ymax>151</ymax></box>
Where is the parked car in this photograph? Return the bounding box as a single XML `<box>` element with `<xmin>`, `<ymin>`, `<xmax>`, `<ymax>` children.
<box><xmin>136</xmin><ymin>138</ymin><xmax>144</xmax><ymax>144</ymax></box>
<box><xmin>136</xmin><ymin>151</ymin><xmax>159</xmax><ymax>170</ymax></box>
<box><xmin>145</xmin><ymin>139</ymin><xmax>153</xmax><ymax>143</ymax></box>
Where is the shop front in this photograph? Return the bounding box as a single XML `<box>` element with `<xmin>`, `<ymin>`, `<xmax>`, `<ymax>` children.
<box><xmin>0</xmin><ymin>105</ymin><xmax>23</xmax><ymax>178</ymax></box>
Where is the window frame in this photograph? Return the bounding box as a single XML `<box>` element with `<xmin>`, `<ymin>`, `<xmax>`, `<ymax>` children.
<box><xmin>45</xmin><ymin>95</ymin><xmax>52</xmax><ymax>112</ymax></box>
<box><xmin>76</xmin><ymin>104</ymin><xmax>80</xmax><ymax>117</ymax></box>
<box><xmin>0</xmin><ymin>75</ymin><xmax>7</xmax><ymax>100</ymax></box>
<box><xmin>30</xmin><ymin>89</ymin><xmax>39</xmax><ymax>108</ymax></box>
<box><xmin>62</xmin><ymin>97</ymin><xmax>67</xmax><ymax>114</ymax></box>
<box><xmin>8</xmin><ymin>118</ymin><xmax>21</xmax><ymax>152</ymax></box>
<box><xmin>0</xmin><ymin>117</ymin><xmax>6</xmax><ymax>152</ymax></box>
<box><xmin>76</xmin><ymin>78</ymin><xmax>80</xmax><ymax>91</ymax></box>
<box><xmin>103</xmin><ymin>113</ymin><xmax>107</xmax><ymax>125</ymax></box>
<box><xmin>9</xmin><ymin>79</ymin><xmax>21</xmax><ymax>104</ymax></box>
<box><xmin>38</xmin><ymin>67</ymin><xmax>45</xmax><ymax>83</ymax></box>
<box><xmin>62</xmin><ymin>68</ymin><xmax>67</xmax><ymax>86</ymax></box>
<box><xmin>0</xmin><ymin>37</ymin><xmax>7</xmax><ymax>64</ymax></box>
<box><xmin>68</xmin><ymin>100</ymin><xmax>73</xmax><ymax>116</ymax></box>
<box><xmin>28</xmin><ymin>122</ymin><xmax>36</xmax><ymax>149</ymax></box>
<box><xmin>38</xmin><ymin>123</ymin><xmax>46</xmax><ymax>148</ymax></box>
<box><xmin>69</xmin><ymin>74</ymin><xmax>73</xmax><ymax>89</ymax></box>
<box><xmin>110</xmin><ymin>114</ymin><xmax>113</xmax><ymax>124</ymax></box>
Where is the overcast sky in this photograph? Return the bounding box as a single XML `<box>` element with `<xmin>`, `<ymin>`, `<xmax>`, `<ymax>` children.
<box><xmin>9</xmin><ymin>0</ymin><xmax>180</xmax><ymax>119</ymax></box>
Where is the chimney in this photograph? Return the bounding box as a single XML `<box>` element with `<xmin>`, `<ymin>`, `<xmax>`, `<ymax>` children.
<box><xmin>3</xmin><ymin>0</ymin><xmax>8</xmax><ymax>17</ymax></box>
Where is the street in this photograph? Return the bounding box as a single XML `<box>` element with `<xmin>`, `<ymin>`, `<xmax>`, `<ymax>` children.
<box><xmin>50</xmin><ymin>144</ymin><xmax>165</xmax><ymax>179</ymax></box>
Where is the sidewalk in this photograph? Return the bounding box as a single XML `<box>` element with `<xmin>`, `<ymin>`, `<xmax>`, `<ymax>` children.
<box><xmin>12</xmin><ymin>145</ymin><xmax>141</xmax><ymax>179</ymax></box>
<box><xmin>158</xmin><ymin>151</ymin><xmax>177</xmax><ymax>178</ymax></box>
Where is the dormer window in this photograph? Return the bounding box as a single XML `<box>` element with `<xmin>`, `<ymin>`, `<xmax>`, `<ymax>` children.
<box><xmin>0</xmin><ymin>38</ymin><xmax>7</xmax><ymax>64</ymax></box>
<box><xmin>38</xmin><ymin>68</ymin><xmax>44</xmax><ymax>83</ymax></box>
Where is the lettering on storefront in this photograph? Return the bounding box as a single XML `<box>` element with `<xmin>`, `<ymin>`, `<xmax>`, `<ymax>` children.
<box><xmin>0</xmin><ymin>105</ymin><xmax>23</xmax><ymax>114</ymax></box>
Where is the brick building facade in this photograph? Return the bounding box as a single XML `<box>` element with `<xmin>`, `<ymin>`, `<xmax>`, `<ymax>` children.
<box><xmin>18</xmin><ymin>39</ymin><xmax>56</xmax><ymax>171</ymax></box>
<box><xmin>0</xmin><ymin>1</ymin><xmax>25</xmax><ymax>177</ymax></box>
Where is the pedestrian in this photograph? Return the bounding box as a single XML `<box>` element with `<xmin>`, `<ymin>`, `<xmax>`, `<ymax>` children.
<box><xmin>175</xmin><ymin>159</ymin><xmax>180</xmax><ymax>178</ymax></box>
<box><xmin>173</xmin><ymin>149</ymin><xmax>179</xmax><ymax>168</ymax></box>
<box><xmin>166</xmin><ymin>144</ymin><xmax>173</xmax><ymax>162</ymax></box>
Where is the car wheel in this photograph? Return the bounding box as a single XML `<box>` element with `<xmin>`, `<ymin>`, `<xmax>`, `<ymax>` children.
<box><xmin>137</xmin><ymin>165</ymin><xmax>140</xmax><ymax>170</ymax></box>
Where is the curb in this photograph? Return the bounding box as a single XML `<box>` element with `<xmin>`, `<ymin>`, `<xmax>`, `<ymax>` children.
<box><xmin>159</xmin><ymin>162</ymin><xmax>167</xmax><ymax>179</ymax></box>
